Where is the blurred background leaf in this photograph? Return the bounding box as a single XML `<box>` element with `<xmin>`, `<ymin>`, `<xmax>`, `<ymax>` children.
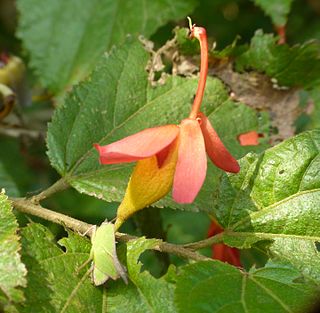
<box><xmin>252</xmin><ymin>0</ymin><xmax>294</xmax><ymax>26</ymax></box>
<box><xmin>235</xmin><ymin>30</ymin><xmax>320</xmax><ymax>88</ymax></box>
<box><xmin>0</xmin><ymin>137</ymin><xmax>36</xmax><ymax>197</ymax></box>
<box><xmin>16</xmin><ymin>0</ymin><xmax>197</xmax><ymax>94</ymax></box>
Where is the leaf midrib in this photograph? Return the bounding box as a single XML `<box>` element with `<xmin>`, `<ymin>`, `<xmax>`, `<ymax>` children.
<box><xmin>230</xmin><ymin>188</ymin><xmax>320</xmax><ymax>231</ymax></box>
<box><xmin>249</xmin><ymin>276</ymin><xmax>293</xmax><ymax>312</ymax></box>
<box><xmin>224</xmin><ymin>230</ymin><xmax>320</xmax><ymax>242</ymax></box>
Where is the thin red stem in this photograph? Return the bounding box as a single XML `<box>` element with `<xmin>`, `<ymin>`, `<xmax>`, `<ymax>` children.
<box><xmin>189</xmin><ymin>27</ymin><xmax>208</xmax><ymax>119</ymax></box>
<box><xmin>275</xmin><ymin>25</ymin><xmax>286</xmax><ymax>45</ymax></box>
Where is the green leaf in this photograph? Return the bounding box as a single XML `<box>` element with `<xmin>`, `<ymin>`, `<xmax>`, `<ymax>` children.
<box><xmin>0</xmin><ymin>138</ymin><xmax>35</xmax><ymax>197</ymax></box>
<box><xmin>213</xmin><ymin>130</ymin><xmax>320</xmax><ymax>282</ymax></box>
<box><xmin>19</xmin><ymin>223</ymin><xmax>175</xmax><ymax>312</ymax></box>
<box><xmin>47</xmin><ymin>37</ymin><xmax>268</xmax><ymax>212</ymax></box>
<box><xmin>0</xmin><ymin>192</ymin><xmax>27</xmax><ymax>312</ymax></box>
<box><xmin>236</xmin><ymin>30</ymin><xmax>320</xmax><ymax>88</ymax></box>
<box><xmin>252</xmin><ymin>0</ymin><xmax>293</xmax><ymax>26</ymax></box>
<box><xmin>216</xmin><ymin>130</ymin><xmax>320</xmax><ymax>229</ymax></box>
<box><xmin>18</xmin><ymin>223</ymin><xmax>103</xmax><ymax>313</ymax></box>
<box><xmin>16</xmin><ymin>0</ymin><xmax>197</xmax><ymax>93</ymax></box>
<box><xmin>305</xmin><ymin>88</ymin><xmax>320</xmax><ymax>130</ymax></box>
<box><xmin>175</xmin><ymin>260</ymin><xmax>316</xmax><ymax>313</ymax></box>
<box><xmin>175</xmin><ymin>27</ymin><xmax>200</xmax><ymax>55</ymax></box>
<box><xmin>269</xmin><ymin>238</ymin><xmax>320</xmax><ymax>285</ymax></box>
<box><xmin>0</xmin><ymin>162</ymin><xmax>19</xmax><ymax>198</ymax></box>
<box><xmin>90</xmin><ymin>222</ymin><xmax>127</xmax><ymax>285</ymax></box>
<box><xmin>107</xmin><ymin>237</ymin><xmax>176</xmax><ymax>313</ymax></box>
<box><xmin>211</xmin><ymin>36</ymin><xmax>247</xmax><ymax>59</ymax></box>
<box><xmin>176</xmin><ymin>27</ymin><xmax>246</xmax><ymax>59</ymax></box>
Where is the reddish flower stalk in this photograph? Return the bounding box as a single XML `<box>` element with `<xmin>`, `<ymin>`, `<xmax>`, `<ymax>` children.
<box><xmin>275</xmin><ymin>25</ymin><xmax>286</xmax><ymax>45</ymax></box>
<box><xmin>95</xmin><ymin>19</ymin><xmax>240</xmax><ymax>204</ymax></box>
<box><xmin>188</xmin><ymin>21</ymin><xmax>208</xmax><ymax>119</ymax></box>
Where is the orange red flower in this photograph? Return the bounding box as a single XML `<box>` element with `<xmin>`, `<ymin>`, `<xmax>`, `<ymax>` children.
<box><xmin>94</xmin><ymin>21</ymin><xmax>239</xmax><ymax>208</ymax></box>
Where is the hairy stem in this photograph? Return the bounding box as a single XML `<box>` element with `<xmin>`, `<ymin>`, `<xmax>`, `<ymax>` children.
<box><xmin>13</xmin><ymin>198</ymin><xmax>93</xmax><ymax>235</ymax></box>
<box><xmin>183</xmin><ymin>233</ymin><xmax>224</xmax><ymax>250</ymax></box>
<box><xmin>31</xmin><ymin>178</ymin><xmax>70</xmax><ymax>203</ymax></box>
<box><xmin>12</xmin><ymin>198</ymin><xmax>210</xmax><ymax>261</ymax></box>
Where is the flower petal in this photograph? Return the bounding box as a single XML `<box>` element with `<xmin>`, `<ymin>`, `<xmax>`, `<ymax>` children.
<box><xmin>94</xmin><ymin>125</ymin><xmax>179</xmax><ymax>164</ymax></box>
<box><xmin>115</xmin><ymin>141</ymin><xmax>178</xmax><ymax>229</ymax></box>
<box><xmin>238</xmin><ymin>131</ymin><xmax>261</xmax><ymax>146</ymax></box>
<box><xmin>156</xmin><ymin>140</ymin><xmax>175</xmax><ymax>168</ymax></box>
<box><xmin>212</xmin><ymin>243</ymin><xmax>242</xmax><ymax>267</ymax></box>
<box><xmin>173</xmin><ymin>119</ymin><xmax>207</xmax><ymax>203</ymax></box>
<box><xmin>198</xmin><ymin>113</ymin><xmax>240</xmax><ymax>173</ymax></box>
<box><xmin>207</xmin><ymin>221</ymin><xmax>242</xmax><ymax>267</ymax></box>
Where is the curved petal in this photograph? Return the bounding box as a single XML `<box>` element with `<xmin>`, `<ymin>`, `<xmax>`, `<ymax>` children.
<box><xmin>198</xmin><ymin>113</ymin><xmax>240</xmax><ymax>173</ymax></box>
<box><xmin>207</xmin><ymin>221</ymin><xmax>242</xmax><ymax>267</ymax></box>
<box><xmin>212</xmin><ymin>243</ymin><xmax>242</xmax><ymax>267</ymax></box>
<box><xmin>94</xmin><ymin>125</ymin><xmax>179</xmax><ymax>164</ymax></box>
<box><xmin>156</xmin><ymin>140</ymin><xmax>176</xmax><ymax>168</ymax></box>
<box><xmin>115</xmin><ymin>141</ymin><xmax>178</xmax><ymax>229</ymax></box>
<box><xmin>173</xmin><ymin>119</ymin><xmax>207</xmax><ymax>203</ymax></box>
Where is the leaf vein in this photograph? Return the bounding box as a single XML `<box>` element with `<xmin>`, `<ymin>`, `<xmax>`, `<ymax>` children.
<box><xmin>249</xmin><ymin>276</ymin><xmax>293</xmax><ymax>312</ymax></box>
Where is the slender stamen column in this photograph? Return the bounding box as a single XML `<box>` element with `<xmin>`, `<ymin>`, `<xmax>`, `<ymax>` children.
<box><xmin>188</xmin><ymin>21</ymin><xmax>209</xmax><ymax>119</ymax></box>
